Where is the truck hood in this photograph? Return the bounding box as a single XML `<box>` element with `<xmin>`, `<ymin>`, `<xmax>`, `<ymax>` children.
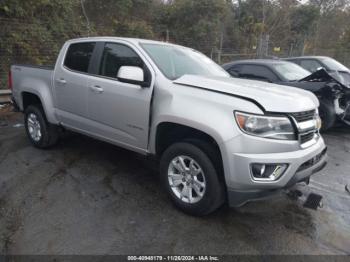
<box><xmin>174</xmin><ymin>75</ymin><xmax>318</xmax><ymax>113</ymax></box>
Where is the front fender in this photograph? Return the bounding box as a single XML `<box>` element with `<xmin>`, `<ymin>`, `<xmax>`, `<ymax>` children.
<box><xmin>148</xmin><ymin>84</ymin><xmax>263</xmax><ymax>154</ymax></box>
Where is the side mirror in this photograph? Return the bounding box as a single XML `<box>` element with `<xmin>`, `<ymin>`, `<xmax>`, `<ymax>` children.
<box><xmin>117</xmin><ymin>66</ymin><xmax>148</xmax><ymax>87</ymax></box>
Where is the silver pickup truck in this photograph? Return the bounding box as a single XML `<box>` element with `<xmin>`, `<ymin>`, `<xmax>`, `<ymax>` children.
<box><xmin>10</xmin><ymin>37</ymin><xmax>327</xmax><ymax>215</ymax></box>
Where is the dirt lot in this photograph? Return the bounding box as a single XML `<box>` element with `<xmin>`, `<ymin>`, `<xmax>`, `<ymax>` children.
<box><xmin>0</xmin><ymin>105</ymin><xmax>349</xmax><ymax>255</ymax></box>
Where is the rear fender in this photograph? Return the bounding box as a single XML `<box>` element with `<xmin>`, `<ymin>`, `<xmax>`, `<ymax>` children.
<box><xmin>20</xmin><ymin>81</ymin><xmax>58</xmax><ymax>124</ymax></box>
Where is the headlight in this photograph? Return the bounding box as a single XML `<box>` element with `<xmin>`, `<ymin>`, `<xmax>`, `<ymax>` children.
<box><xmin>235</xmin><ymin>112</ymin><xmax>295</xmax><ymax>140</ymax></box>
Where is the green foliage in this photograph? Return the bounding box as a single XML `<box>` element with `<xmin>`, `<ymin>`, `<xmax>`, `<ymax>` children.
<box><xmin>0</xmin><ymin>0</ymin><xmax>86</xmax><ymax>88</ymax></box>
<box><xmin>290</xmin><ymin>5</ymin><xmax>320</xmax><ymax>36</ymax></box>
<box><xmin>0</xmin><ymin>0</ymin><xmax>86</xmax><ymax>60</ymax></box>
<box><xmin>84</xmin><ymin>0</ymin><xmax>156</xmax><ymax>38</ymax></box>
<box><xmin>158</xmin><ymin>0</ymin><xmax>229</xmax><ymax>54</ymax></box>
<box><xmin>340</xmin><ymin>28</ymin><xmax>350</xmax><ymax>49</ymax></box>
<box><xmin>0</xmin><ymin>0</ymin><xmax>350</xmax><ymax>88</ymax></box>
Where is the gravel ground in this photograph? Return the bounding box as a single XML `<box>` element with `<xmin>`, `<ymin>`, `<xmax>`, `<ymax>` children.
<box><xmin>0</xmin><ymin>106</ymin><xmax>349</xmax><ymax>255</ymax></box>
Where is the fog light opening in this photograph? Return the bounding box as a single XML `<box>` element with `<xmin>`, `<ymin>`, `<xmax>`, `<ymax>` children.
<box><xmin>251</xmin><ymin>163</ymin><xmax>288</xmax><ymax>181</ymax></box>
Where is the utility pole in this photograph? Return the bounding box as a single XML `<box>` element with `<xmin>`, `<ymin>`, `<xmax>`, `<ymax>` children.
<box><xmin>80</xmin><ymin>0</ymin><xmax>91</xmax><ymax>37</ymax></box>
<box><xmin>257</xmin><ymin>0</ymin><xmax>266</xmax><ymax>58</ymax></box>
<box><xmin>301</xmin><ymin>35</ymin><xmax>306</xmax><ymax>56</ymax></box>
<box><xmin>218</xmin><ymin>29</ymin><xmax>224</xmax><ymax>64</ymax></box>
<box><xmin>265</xmin><ymin>34</ymin><xmax>270</xmax><ymax>57</ymax></box>
<box><xmin>289</xmin><ymin>42</ymin><xmax>294</xmax><ymax>57</ymax></box>
<box><xmin>237</xmin><ymin>0</ymin><xmax>242</xmax><ymax>50</ymax></box>
<box><xmin>237</xmin><ymin>0</ymin><xmax>242</xmax><ymax>20</ymax></box>
<box><xmin>166</xmin><ymin>29</ymin><xmax>169</xmax><ymax>42</ymax></box>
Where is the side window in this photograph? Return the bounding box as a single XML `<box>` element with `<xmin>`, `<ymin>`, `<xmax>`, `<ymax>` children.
<box><xmin>300</xmin><ymin>59</ymin><xmax>322</xmax><ymax>73</ymax></box>
<box><xmin>240</xmin><ymin>65</ymin><xmax>278</xmax><ymax>82</ymax></box>
<box><xmin>228</xmin><ymin>65</ymin><xmax>242</xmax><ymax>77</ymax></box>
<box><xmin>99</xmin><ymin>43</ymin><xmax>144</xmax><ymax>79</ymax></box>
<box><xmin>64</xmin><ymin>42</ymin><xmax>96</xmax><ymax>73</ymax></box>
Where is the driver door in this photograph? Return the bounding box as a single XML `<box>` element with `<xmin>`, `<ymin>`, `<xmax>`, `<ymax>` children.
<box><xmin>86</xmin><ymin>42</ymin><xmax>154</xmax><ymax>151</ymax></box>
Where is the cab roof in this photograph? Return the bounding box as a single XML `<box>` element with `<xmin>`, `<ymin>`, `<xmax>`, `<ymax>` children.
<box><xmin>66</xmin><ymin>36</ymin><xmax>182</xmax><ymax>47</ymax></box>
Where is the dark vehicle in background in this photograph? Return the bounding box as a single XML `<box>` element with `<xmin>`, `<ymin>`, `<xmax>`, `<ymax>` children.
<box><xmin>284</xmin><ymin>56</ymin><xmax>350</xmax><ymax>88</ymax></box>
<box><xmin>222</xmin><ymin>59</ymin><xmax>350</xmax><ymax>130</ymax></box>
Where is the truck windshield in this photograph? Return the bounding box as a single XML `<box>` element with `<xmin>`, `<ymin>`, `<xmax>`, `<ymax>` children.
<box><xmin>141</xmin><ymin>43</ymin><xmax>229</xmax><ymax>80</ymax></box>
<box><xmin>273</xmin><ymin>62</ymin><xmax>311</xmax><ymax>81</ymax></box>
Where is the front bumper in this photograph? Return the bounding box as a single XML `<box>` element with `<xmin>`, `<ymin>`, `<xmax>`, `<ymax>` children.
<box><xmin>221</xmin><ymin>135</ymin><xmax>327</xmax><ymax>207</ymax></box>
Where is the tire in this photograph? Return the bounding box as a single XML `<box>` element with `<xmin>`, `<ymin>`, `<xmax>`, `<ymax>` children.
<box><xmin>319</xmin><ymin>100</ymin><xmax>336</xmax><ymax>132</ymax></box>
<box><xmin>24</xmin><ymin>105</ymin><xmax>59</xmax><ymax>148</ymax></box>
<box><xmin>160</xmin><ymin>141</ymin><xmax>225</xmax><ymax>216</ymax></box>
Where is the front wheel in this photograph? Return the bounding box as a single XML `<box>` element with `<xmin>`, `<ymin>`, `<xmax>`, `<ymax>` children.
<box><xmin>160</xmin><ymin>142</ymin><xmax>225</xmax><ymax>216</ymax></box>
<box><xmin>24</xmin><ymin>105</ymin><xmax>59</xmax><ymax>148</ymax></box>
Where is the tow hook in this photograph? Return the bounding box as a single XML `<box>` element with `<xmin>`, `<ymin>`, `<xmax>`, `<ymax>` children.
<box><xmin>286</xmin><ymin>188</ymin><xmax>323</xmax><ymax>210</ymax></box>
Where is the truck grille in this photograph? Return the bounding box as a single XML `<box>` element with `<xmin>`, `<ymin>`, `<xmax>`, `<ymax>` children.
<box><xmin>289</xmin><ymin>110</ymin><xmax>318</xmax><ymax>147</ymax></box>
<box><xmin>300</xmin><ymin>132</ymin><xmax>316</xmax><ymax>144</ymax></box>
<box><xmin>290</xmin><ymin>110</ymin><xmax>315</xmax><ymax>122</ymax></box>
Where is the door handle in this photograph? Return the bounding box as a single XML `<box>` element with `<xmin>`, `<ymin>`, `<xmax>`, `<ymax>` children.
<box><xmin>89</xmin><ymin>85</ymin><xmax>104</xmax><ymax>94</ymax></box>
<box><xmin>55</xmin><ymin>78</ymin><xmax>67</xmax><ymax>85</ymax></box>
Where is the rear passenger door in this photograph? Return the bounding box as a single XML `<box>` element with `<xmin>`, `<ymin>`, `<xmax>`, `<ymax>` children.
<box><xmin>54</xmin><ymin>41</ymin><xmax>96</xmax><ymax>128</ymax></box>
<box><xmin>86</xmin><ymin>41</ymin><xmax>154</xmax><ymax>151</ymax></box>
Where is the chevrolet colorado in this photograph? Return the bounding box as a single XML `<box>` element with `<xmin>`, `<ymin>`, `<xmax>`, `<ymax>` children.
<box><xmin>10</xmin><ymin>37</ymin><xmax>327</xmax><ymax>215</ymax></box>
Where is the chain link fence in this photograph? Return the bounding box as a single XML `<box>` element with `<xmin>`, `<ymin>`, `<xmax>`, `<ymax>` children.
<box><xmin>213</xmin><ymin>47</ymin><xmax>350</xmax><ymax>67</ymax></box>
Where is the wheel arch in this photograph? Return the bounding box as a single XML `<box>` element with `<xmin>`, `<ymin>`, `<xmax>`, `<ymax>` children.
<box><xmin>21</xmin><ymin>89</ymin><xmax>58</xmax><ymax>124</ymax></box>
<box><xmin>154</xmin><ymin>122</ymin><xmax>221</xmax><ymax>155</ymax></box>
<box><xmin>153</xmin><ymin>121</ymin><xmax>227</xmax><ymax>183</ymax></box>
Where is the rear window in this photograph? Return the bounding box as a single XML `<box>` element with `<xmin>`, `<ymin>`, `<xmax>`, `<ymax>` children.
<box><xmin>64</xmin><ymin>42</ymin><xmax>96</xmax><ymax>73</ymax></box>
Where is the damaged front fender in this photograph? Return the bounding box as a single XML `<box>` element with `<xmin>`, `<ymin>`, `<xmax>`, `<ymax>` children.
<box><xmin>299</xmin><ymin>69</ymin><xmax>350</xmax><ymax>125</ymax></box>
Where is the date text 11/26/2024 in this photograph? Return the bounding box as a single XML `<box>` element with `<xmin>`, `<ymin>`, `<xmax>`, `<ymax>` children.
<box><xmin>127</xmin><ymin>256</ymin><xmax>219</xmax><ymax>261</ymax></box>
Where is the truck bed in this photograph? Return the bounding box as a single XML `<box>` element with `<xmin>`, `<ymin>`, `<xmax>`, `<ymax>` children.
<box><xmin>11</xmin><ymin>64</ymin><xmax>54</xmax><ymax>109</ymax></box>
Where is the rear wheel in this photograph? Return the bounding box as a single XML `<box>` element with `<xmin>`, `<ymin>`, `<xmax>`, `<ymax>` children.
<box><xmin>24</xmin><ymin>105</ymin><xmax>59</xmax><ymax>148</ymax></box>
<box><xmin>160</xmin><ymin>142</ymin><xmax>225</xmax><ymax>216</ymax></box>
